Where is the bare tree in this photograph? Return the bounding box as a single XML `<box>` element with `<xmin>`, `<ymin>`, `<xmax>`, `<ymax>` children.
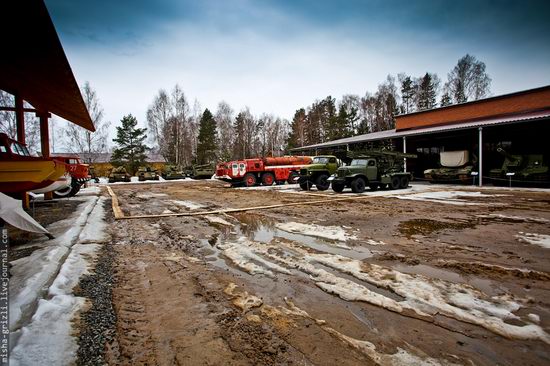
<box><xmin>215</xmin><ymin>101</ymin><xmax>234</xmax><ymax>161</ymax></box>
<box><xmin>64</xmin><ymin>81</ymin><xmax>110</xmax><ymax>162</ymax></box>
<box><xmin>446</xmin><ymin>54</ymin><xmax>491</xmax><ymax>103</ymax></box>
<box><xmin>0</xmin><ymin>90</ymin><xmax>16</xmax><ymax>138</ymax></box>
<box><xmin>146</xmin><ymin>89</ymin><xmax>171</xmax><ymax>150</ymax></box>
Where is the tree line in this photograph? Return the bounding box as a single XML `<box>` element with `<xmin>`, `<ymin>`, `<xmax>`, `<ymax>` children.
<box><xmin>0</xmin><ymin>54</ymin><xmax>491</xmax><ymax>167</ymax></box>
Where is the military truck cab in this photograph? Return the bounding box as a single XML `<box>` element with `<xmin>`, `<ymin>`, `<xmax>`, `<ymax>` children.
<box><xmin>298</xmin><ymin>155</ymin><xmax>342</xmax><ymax>191</ymax></box>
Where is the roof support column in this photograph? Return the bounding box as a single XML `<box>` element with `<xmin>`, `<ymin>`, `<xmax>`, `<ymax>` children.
<box><xmin>478</xmin><ymin>127</ymin><xmax>483</xmax><ymax>187</ymax></box>
<box><xmin>39</xmin><ymin>111</ymin><xmax>53</xmax><ymax>200</ymax></box>
<box><xmin>15</xmin><ymin>94</ymin><xmax>25</xmax><ymax>144</ymax></box>
<box><xmin>402</xmin><ymin>136</ymin><xmax>407</xmax><ymax>172</ymax></box>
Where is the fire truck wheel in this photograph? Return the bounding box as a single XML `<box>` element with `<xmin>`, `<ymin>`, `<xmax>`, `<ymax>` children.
<box><xmin>261</xmin><ymin>172</ymin><xmax>275</xmax><ymax>186</ymax></box>
<box><xmin>244</xmin><ymin>173</ymin><xmax>257</xmax><ymax>187</ymax></box>
<box><xmin>287</xmin><ymin>171</ymin><xmax>299</xmax><ymax>184</ymax></box>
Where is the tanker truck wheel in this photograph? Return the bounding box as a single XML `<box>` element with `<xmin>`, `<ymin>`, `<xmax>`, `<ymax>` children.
<box><xmin>315</xmin><ymin>174</ymin><xmax>330</xmax><ymax>191</ymax></box>
<box><xmin>244</xmin><ymin>173</ymin><xmax>257</xmax><ymax>187</ymax></box>
<box><xmin>351</xmin><ymin>177</ymin><xmax>366</xmax><ymax>193</ymax></box>
<box><xmin>261</xmin><ymin>172</ymin><xmax>275</xmax><ymax>186</ymax></box>
<box><xmin>331</xmin><ymin>182</ymin><xmax>345</xmax><ymax>193</ymax></box>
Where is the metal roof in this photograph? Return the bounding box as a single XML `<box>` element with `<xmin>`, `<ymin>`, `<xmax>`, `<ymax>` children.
<box><xmin>290</xmin><ymin>109</ymin><xmax>550</xmax><ymax>151</ymax></box>
<box><xmin>0</xmin><ymin>1</ymin><xmax>95</xmax><ymax>132</ymax></box>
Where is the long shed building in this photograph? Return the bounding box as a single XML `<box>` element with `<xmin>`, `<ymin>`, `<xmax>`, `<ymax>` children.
<box><xmin>290</xmin><ymin>85</ymin><xmax>550</xmax><ymax>186</ymax></box>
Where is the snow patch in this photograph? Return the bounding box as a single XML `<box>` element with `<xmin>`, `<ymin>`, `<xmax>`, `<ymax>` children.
<box><xmin>516</xmin><ymin>232</ymin><xmax>550</xmax><ymax>249</ymax></box>
<box><xmin>170</xmin><ymin>200</ymin><xmax>204</xmax><ymax>210</ymax></box>
<box><xmin>206</xmin><ymin>215</ymin><xmax>234</xmax><ymax>226</ymax></box>
<box><xmin>395</xmin><ymin>191</ymin><xmax>504</xmax><ymax>206</ymax></box>
<box><xmin>366</xmin><ymin>239</ymin><xmax>386</xmax><ymax>246</ymax></box>
<box><xmin>136</xmin><ymin>192</ymin><xmax>167</xmax><ymax>199</ymax></box>
<box><xmin>10</xmin><ymin>194</ymin><xmax>107</xmax><ymax>365</ymax></box>
<box><xmin>477</xmin><ymin>214</ymin><xmax>549</xmax><ymax>224</ymax></box>
<box><xmin>276</xmin><ymin>222</ymin><xmax>357</xmax><ymax>242</ymax></box>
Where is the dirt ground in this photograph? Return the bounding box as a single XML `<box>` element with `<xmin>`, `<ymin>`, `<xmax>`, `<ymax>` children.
<box><xmin>100</xmin><ymin>180</ymin><xmax>550</xmax><ymax>365</ymax></box>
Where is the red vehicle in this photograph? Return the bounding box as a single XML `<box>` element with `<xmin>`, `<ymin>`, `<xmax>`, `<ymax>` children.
<box><xmin>50</xmin><ymin>154</ymin><xmax>90</xmax><ymax>198</ymax></box>
<box><xmin>215</xmin><ymin>156</ymin><xmax>312</xmax><ymax>187</ymax></box>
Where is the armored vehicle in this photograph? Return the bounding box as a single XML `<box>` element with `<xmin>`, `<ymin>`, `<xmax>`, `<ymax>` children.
<box><xmin>162</xmin><ymin>165</ymin><xmax>186</xmax><ymax>180</ymax></box>
<box><xmin>137</xmin><ymin>166</ymin><xmax>159</xmax><ymax>181</ymax></box>
<box><xmin>108</xmin><ymin>166</ymin><xmax>131</xmax><ymax>183</ymax></box>
<box><xmin>424</xmin><ymin>150</ymin><xmax>476</xmax><ymax>184</ymax></box>
<box><xmin>331</xmin><ymin>150</ymin><xmax>416</xmax><ymax>193</ymax></box>
<box><xmin>298</xmin><ymin>155</ymin><xmax>342</xmax><ymax>191</ymax></box>
<box><xmin>190</xmin><ymin>163</ymin><xmax>216</xmax><ymax>179</ymax></box>
<box><xmin>490</xmin><ymin>148</ymin><xmax>549</xmax><ymax>186</ymax></box>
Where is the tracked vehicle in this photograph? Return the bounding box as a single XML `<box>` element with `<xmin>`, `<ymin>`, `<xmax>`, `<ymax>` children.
<box><xmin>108</xmin><ymin>166</ymin><xmax>131</xmax><ymax>183</ymax></box>
<box><xmin>162</xmin><ymin>165</ymin><xmax>186</xmax><ymax>180</ymax></box>
<box><xmin>137</xmin><ymin>166</ymin><xmax>159</xmax><ymax>181</ymax></box>
<box><xmin>424</xmin><ymin>150</ymin><xmax>476</xmax><ymax>184</ymax></box>
<box><xmin>331</xmin><ymin>150</ymin><xmax>416</xmax><ymax>193</ymax></box>
<box><xmin>490</xmin><ymin>148</ymin><xmax>549</xmax><ymax>186</ymax></box>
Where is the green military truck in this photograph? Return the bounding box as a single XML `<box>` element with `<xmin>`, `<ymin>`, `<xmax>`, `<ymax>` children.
<box><xmin>298</xmin><ymin>155</ymin><xmax>342</xmax><ymax>191</ymax></box>
<box><xmin>330</xmin><ymin>150</ymin><xmax>417</xmax><ymax>193</ymax></box>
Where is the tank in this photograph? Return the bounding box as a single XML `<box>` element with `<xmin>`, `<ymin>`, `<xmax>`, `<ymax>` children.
<box><xmin>161</xmin><ymin>165</ymin><xmax>186</xmax><ymax>180</ymax></box>
<box><xmin>137</xmin><ymin>166</ymin><xmax>159</xmax><ymax>181</ymax></box>
<box><xmin>108</xmin><ymin>166</ymin><xmax>131</xmax><ymax>183</ymax></box>
<box><xmin>424</xmin><ymin>150</ymin><xmax>476</xmax><ymax>184</ymax></box>
<box><xmin>490</xmin><ymin>148</ymin><xmax>549</xmax><ymax>186</ymax></box>
<box><xmin>190</xmin><ymin>163</ymin><xmax>216</xmax><ymax>179</ymax></box>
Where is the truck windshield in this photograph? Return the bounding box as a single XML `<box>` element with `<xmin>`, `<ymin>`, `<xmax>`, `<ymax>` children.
<box><xmin>350</xmin><ymin>159</ymin><xmax>368</xmax><ymax>166</ymax></box>
<box><xmin>312</xmin><ymin>157</ymin><xmax>329</xmax><ymax>164</ymax></box>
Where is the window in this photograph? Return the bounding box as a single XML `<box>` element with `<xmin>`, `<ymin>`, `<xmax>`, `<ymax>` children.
<box><xmin>232</xmin><ymin>164</ymin><xmax>238</xmax><ymax>169</ymax></box>
<box><xmin>350</xmin><ymin>159</ymin><xmax>368</xmax><ymax>166</ymax></box>
<box><xmin>368</xmin><ymin>160</ymin><xmax>375</xmax><ymax>166</ymax></box>
<box><xmin>329</xmin><ymin>157</ymin><xmax>336</xmax><ymax>163</ymax></box>
<box><xmin>312</xmin><ymin>157</ymin><xmax>329</xmax><ymax>164</ymax></box>
<box><xmin>0</xmin><ymin>145</ymin><xmax>6</xmax><ymax>153</ymax></box>
<box><xmin>10</xmin><ymin>143</ymin><xmax>19</xmax><ymax>154</ymax></box>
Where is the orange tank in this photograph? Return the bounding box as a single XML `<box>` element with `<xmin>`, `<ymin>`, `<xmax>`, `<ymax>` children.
<box><xmin>263</xmin><ymin>156</ymin><xmax>312</xmax><ymax>166</ymax></box>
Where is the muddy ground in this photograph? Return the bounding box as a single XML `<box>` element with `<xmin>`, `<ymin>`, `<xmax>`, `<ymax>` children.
<box><xmin>95</xmin><ymin>180</ymin><xmax>549</xmax><ymax>365</ymax></box>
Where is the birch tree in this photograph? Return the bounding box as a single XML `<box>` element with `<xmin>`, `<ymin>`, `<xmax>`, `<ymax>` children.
<box><xmin>63</xmin><ymin>82</ymin><xmax>110</xmax><ymax>163</ymax></box>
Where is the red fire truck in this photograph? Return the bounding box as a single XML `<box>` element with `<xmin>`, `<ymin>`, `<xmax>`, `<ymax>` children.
<box><xmin>215</xmin><ymin>156</ymin><xmax>312</xmax><ymax>187</ymax></box>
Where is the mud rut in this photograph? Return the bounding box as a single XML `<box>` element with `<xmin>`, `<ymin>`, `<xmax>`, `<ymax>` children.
<box><xmin>94</xmin><ymin>183</ymin><xmax>550</xmax><ymax>366</ymax></box>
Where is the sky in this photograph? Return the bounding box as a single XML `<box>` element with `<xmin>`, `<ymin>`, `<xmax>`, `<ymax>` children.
<box><xmin>45</xmin><ymin>0</ymin><xmax>550</xmax><ymax>136</ymax></box>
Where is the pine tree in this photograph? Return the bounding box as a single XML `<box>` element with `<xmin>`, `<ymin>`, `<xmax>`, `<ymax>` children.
<box><xmin>416</xmin><ymin>73</ymin><xmax>438</xmax><ymax>111</ymax></box>
<box><xmin>400</xmin><ymin>75</ymin><xmax>415</xmax><ymax>114</ymax></box>
<box><xmin>196</xmin><ymin>108</ymin><xmax>217</xmax><ymax>164</ymax></box>
<box><xmin>440</xmin><ymin>92</ymin><xmax>452</xmax><ymax>107</ymax></box>
<box><xmin>111</xmin><ymin>114</ymin><xmax>149</xmax><ymax>174</ymax></box>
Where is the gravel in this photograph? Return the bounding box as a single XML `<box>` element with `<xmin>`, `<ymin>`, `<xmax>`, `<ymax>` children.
<box><xmin>74</xmin><ymin>219</ymin><xmax>117</xmax><ymax>366</ymax></box>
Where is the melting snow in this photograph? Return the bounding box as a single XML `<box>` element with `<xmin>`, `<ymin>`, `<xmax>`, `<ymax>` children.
<box><xmin>136</xmin><ymin>192</ymin><xmax>167</xmax><ymax>199</ymax></box>
<box><xmin>10</xmin><ymin>195</ymin><xmax>110</xmax><ymax>365</ymax></box>
<box><xmin>205</xmin><ymin>215</ymin><xmax>234</xmax><ymax>226</ymax></box>
<box><xmin>395</xmin><ymin>191</ymin><xmax>505</xmax><ymax>206</ymax></box>
<box><xmin>275</xmin><ymin>222</ymin><xmax>357</xmax><ymax>242</ymax></box>
<box><xmin>218</xmin><ymin>235</ymin><xmax>550</xmax><ymax>344</ymax></box>
<box><xmin>171</xmin><ymin>200</ymin><xmax>204</xmax><ymax>210</ymax></box>
<box><xmin>476</xmin><ymin>214</ymin><xmax>549</xmax><ymax>223</ymax></box>
<box><xmin>516</xmin><ymin>232</ymin><xmax>550</xmax><ymax>249</ymax></box>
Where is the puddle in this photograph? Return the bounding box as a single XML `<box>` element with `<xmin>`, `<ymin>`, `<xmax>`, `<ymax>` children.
<box><xmin>398</xmin><ymin>219</ymin><xmax>474</xmax><ymax>238</ymax></box>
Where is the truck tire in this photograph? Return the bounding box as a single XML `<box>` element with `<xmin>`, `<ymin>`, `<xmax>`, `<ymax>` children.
<box><xmin>244</xmin><ymin>173</ymin><xmax>257</xmax><ymax>187</ymax></box>
<box><xmin>368</xmin><ymin>183</ymin><xmax>378</xmax><ymax>191</ymax></box>
<box><xmin>261</xmin><ymin>172</ymin><xmax>275</xmax><ymax>186</ymax></box>
<box><xmin>315</xmin><ymin>174</ymin><xmax>330</xmax><ymax>191</ymax></box>
<box><xmin>299</xmin><ymin>180</ymin><xmax>312</xmax><ymax>191</ymax></box>
<box><xmin>351</xmin><ymin>177</ymin><xmax>366</xmax><ymax>193</ymax></box>
<box><xmin>390</xmin><ymin>176</ymin><xmax>400</xmax><ymax>190</ymax></box>
<box><xmin>331</xmin><ymin>182</ymin><xmax>345</xmax><ymax>193</ymax></box>
<box><xmin>287</xmin><ymin>171</ymin><xmax>299</xmax><ymax>184</ymax></box>
<box><xmin>399</xmin><ymin>176</ymin><xmax>409</xmax><ymax>189</ymax></box>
